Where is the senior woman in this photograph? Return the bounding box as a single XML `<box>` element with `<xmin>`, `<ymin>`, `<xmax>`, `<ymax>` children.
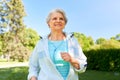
<box><xmin>28</xmin><ymin>8</ymin><xmax>87</xmax><ymax>80</ymax></box>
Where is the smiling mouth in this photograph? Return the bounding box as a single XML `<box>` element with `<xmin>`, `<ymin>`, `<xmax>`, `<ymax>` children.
<box><xmin>54</xmin><ymin>24</ymin><xmax>62</xmax><ymax>26</ymax></box>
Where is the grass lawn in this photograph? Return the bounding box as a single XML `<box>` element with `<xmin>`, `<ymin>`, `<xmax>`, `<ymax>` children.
<box><xmin>79</xmin><ymin>70</ymin><xmax>120</xmax><ymax>80</ymax></box>
<box><xmin>0</xmin><ymin>67</ymin><xmax>28</xmax><ymax>80</ymax></box>
<box><xmin>0</xmin><ymin>67</ymin><xmax>120</xmax><ymax>80</ymax></box>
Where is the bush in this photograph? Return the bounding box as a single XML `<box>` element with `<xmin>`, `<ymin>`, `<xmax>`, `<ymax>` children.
<box><xmin>84</xmin><ymin>49</ymin><xmax>120</xmax><ymax>72</ymax></box>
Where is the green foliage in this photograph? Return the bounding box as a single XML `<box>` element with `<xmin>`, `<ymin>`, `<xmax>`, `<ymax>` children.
<box><xmin>0</xmin><ymin>0</ymin><xmax>26</xmax><ymax>32</ymax></box>
<box><xmin>21</xmin><ymin>28</ymin><xmax>40</xmax><ymax>50</ymax></box>
<box><xmin>115</xmin><ymin>33</ymin><xmax>120</xmax><ymax>41</ymax></box>
<box><xmin>0</xmin><ymin>41</ymin><xmax>2</xmax><ymax>55</ymax></box>
<box><xmin>100</xmin><ymin>39</ymin><xmax>120</xmax><ymax>49</ymax></box>
<box><xmin>73</xmin><ymin>32</ymin><xmax>94</xmax><ymax>51</ymax></box>
<box><xmin>84</xmin><ymin>49</ymin><xmax>120</xmax><ymax>72</ymax></box>
<box><xmin>7</xmin><ymin>0</ymin><xmax>26</xmax><ymax>29</ymax></box>
<box><xmin>91</xmin><ymin>39</ymin><xmax>120</xmax><ymax>50</ymax></box>
<box><xmin>0</xmin><ymin>35</ymin><xmax>3</xmax><ymax>55</ymax></box>
<box><xmin>0</xmin><ymin>0</ymin><xmax>40</xmax><ymax>62</ymax></box>
<box><xmin>1</xmin><ymin>27</ymin><xmax>40</xmax><ymax>62</ymax></box>
<box><xmin>0</xmin><ymin>0</ymin><xmax>9</xmax><ymax>29</ymax></box>
<box><xmin>96</xmin><ymin>37</ymin><xmax>106</xmax><ymax>44</ymax></box>
<box><xmin>110</xmin><ymin>33</ymin><xmax>120</xmax><ymax>42</ymax></box>
<box><xmin>0</xmin><ymin>67</ymin><xmax>28</xmax><ymax>80</ymax></box>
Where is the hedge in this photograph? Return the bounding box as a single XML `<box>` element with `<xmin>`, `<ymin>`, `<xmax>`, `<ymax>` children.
<box><xmin>84</xmin><ymin>49</ymin><xmax>120</xmax><ymax>72</ymax></box>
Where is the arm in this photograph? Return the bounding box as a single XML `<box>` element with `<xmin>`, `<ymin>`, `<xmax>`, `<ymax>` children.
<box><xmin>69</xmin><ymin>57</ymin><xmax>80</xmax><ymax>69</ymax></box>
<box><xmin>61</xmin><ymin>37</ymin><xmax>87</xmax><ymax>73</ymax></box>
<box><xmin>61</xmin><ymin>52</ymin><xmax>80</xmax><ymax>69</ymax></box>
<box><xmin>72</xmin><ymin>37</ymin><xmax>87</xmax><ymax>73</ymax></box>
<box><xmin>28</xmin><ymin>41</ymin><xmax>41</xmax><ymax>80</ymax></box>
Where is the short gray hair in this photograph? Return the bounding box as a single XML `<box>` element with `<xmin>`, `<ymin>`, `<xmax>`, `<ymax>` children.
<box><xmin>46</xmin><ymin>8</ymin><xmax>68</xmax><ymax>24</ymax></box>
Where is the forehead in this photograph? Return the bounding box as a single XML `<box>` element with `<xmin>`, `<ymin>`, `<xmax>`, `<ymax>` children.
<box><xmin>50</xmin><ymin>12</ymin><xmax>64</xmax><ymax>18</ymax></box>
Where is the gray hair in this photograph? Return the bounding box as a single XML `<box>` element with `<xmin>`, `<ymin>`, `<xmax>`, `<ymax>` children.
<box><xmin>46</xmin><ymin>8</ymin><xmax>68</xmax><ymax>24</ymax></box>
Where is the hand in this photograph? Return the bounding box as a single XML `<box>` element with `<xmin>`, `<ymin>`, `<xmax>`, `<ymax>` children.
<box><xmin>61</xmin><ymin>52</ymin><xmax>71</xmax><ymax>62</ymax></box>
<box><xmin>61</xmin><ymin>52</ymin><xmax>80</xmax><ymax>69</ymax></box>
<box><xmin>30</xmin><ymin>76</ymin><xmax>37</xmax><ymax>80</ymax></box>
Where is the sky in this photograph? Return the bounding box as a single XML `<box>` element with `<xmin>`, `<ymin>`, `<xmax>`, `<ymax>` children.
<box><xmin>23</xmin><ymin>0</ymin><xmax>120</xmax><ymax>41</ymax></box>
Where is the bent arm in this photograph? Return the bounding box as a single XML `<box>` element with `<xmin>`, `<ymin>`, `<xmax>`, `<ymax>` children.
<box><xmin>71</xmin><ymin>38</ymin><xmax>87</xmax><ymax>73</ymax></box>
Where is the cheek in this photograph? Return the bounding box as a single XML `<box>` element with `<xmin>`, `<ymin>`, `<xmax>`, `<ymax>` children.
<box><xmin>48</xmin><ymin>22</ymin><xmax>52</xmax><ymax>28</ymax></box>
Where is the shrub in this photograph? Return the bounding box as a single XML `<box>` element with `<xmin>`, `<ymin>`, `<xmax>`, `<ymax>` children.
<box><xmin>84</xmin><ymin>49</ymin><xmax>120</xmax><ymax>72</ymax></box>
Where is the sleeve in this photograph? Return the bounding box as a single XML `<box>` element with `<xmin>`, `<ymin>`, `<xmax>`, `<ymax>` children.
<box><xmin>71</xmin><ymin>37</ymin><xmax>87</xmax><ymax>73</ymax></box>
<box><xmin>27</xmin><ymin>41</ymin><xmax>41</xmax><ymax>80</ymax></box>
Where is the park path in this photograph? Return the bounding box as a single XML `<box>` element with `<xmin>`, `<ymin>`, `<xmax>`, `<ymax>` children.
<box><xmin>0</xmin><ymin>62</ymin><xmax>28</xmax><ymax>68</ymax></box>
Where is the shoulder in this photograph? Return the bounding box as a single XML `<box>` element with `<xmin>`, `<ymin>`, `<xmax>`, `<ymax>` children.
<box><xmin>66</xmin><ymin>32</ymin><xmax>81</xmax><ymax>46</ymax></box>
<box><xmin>66</xmin><ymin>32</ymin><xmax>77</xmax><ymax>41</ymax></box>
<box><xmin>38</xmin><ymin>35</ymin><xmax>48</xmax><ymax>42</ymax></box>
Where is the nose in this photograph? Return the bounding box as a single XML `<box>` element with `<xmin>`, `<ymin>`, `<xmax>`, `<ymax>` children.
<box><xmin>56</xmin><ymin>18</ymin><xmax>61</xmax><ymax>22</ymax></box>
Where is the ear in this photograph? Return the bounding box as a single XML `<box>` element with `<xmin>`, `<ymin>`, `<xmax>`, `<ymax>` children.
<box><xmin>47</xmin><ymin>22</ymin><xmax>50</xmax><ymax>28</ymax></box>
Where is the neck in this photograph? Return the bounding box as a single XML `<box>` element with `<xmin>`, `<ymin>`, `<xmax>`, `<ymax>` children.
<box><xmin>49</xmin><ymin>31</ymin><xmax>66</xmax><ymax>41</ymax></box>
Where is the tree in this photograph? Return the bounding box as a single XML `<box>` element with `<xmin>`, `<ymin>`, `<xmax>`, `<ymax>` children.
<box><xmin>110</xmin><ymin>33</ymin><xmax>120</xmax><ymax>42</ymax></box>
<box><xmin>1</xmin><ymin>27</ymin><xmax>40</xmax><ymax>61</ymax></box>
<box><xmin>73</xmin><ymin>32</ymin><xmax>94</xmax><ymax>51</ymax></box>
<box><xmin>0</xmin><ymin>35</ymin><xmax>3</xmax><ymax>55</ymax></box>
<box><xmin>96</xmin><ymin>38</ymin><xmax>106</xmax><ymax>44</ymax></box>
<box><xmin>115</xmin><ymin>34</ymin><xmax>120</xmax><ymax>41</ymax></box>
<box><xmin>0</xmin><ymin>0</ymin><xmax>28</xmax><ymax>61</ymax></box>
<box><xmin>0</xmin><ymin>0</ymin><xmax>41</xmax><ymax>62</ymax></box>
<box><xmin>100</xmin><ymin>39</ymin><xmax>120</xmax><ymax>49</ymax></box>
<box><xmin>19</xmin><ymin>28</ymin><xmax>40</xmax><ymax>50</ymax></box>
<box><xmin>0</xmin><ymin>0</ymin><xmax>10</xmax><ymax>33</ymax></box>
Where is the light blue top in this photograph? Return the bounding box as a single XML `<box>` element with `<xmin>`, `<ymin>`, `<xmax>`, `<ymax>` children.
<box><xmin>48</xmin><ymin>40</ymin><xmax>70</xmax><ymax>80</ymax></box>
<box><xmin>28</xmin><ymin>33</ymin><xmax>87</xmax><ymax>80</ymax></box>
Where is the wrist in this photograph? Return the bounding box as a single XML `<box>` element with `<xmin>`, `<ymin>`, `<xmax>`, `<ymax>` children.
<box><xmin>70</xmin><ymin>57</ymin><xmax>76</xmax><ymax>64</ymax></box>
<box><xmin>70</xmin><ymin>57</ymin><xmax>80</xmax><ymax>69</ymax></box>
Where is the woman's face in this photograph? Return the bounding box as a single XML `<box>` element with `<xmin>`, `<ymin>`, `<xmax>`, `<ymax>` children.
<box><xmin>48</xmin><ymin>12</ymin><xmax>66</xmax><ymax>32</ymax></box>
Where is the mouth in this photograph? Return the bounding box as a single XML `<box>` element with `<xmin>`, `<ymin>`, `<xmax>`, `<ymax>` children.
<box><xmin>54</xmin><ymin>23</ymin><xmax>62</xmax><ymax>27</ymax></box>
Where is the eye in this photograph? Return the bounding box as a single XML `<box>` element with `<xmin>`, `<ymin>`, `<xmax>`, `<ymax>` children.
<box><xmin>59</xmin><ymin>18</ymin><xmax>64</xmax><ymax>21</ymax></box>
<box><xmin>52</xmin><ymin>17</ymin><xmax>57</xmax><ymax>20</ymax></box>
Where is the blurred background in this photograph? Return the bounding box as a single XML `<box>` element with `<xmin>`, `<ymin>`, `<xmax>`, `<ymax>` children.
<box><xmin>0</xmin><ymin>0</ymin><xmax>120</xmax><ymax>80</ymax></box>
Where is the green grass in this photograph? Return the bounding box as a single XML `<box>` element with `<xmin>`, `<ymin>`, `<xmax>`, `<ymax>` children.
<box><xmin>79</xmin><ymin>70</ymin><xmax>120</xmax><ymax>80</ymax></box>
<box><xmin>0</xmin><ymin>67</ymin><xmax>28</xmax><ymax>80</ymax></box>
<box><xmin>0</xmin><ymin>67</ymin><xmax>120</xmax><ymax>80</ymax></box>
